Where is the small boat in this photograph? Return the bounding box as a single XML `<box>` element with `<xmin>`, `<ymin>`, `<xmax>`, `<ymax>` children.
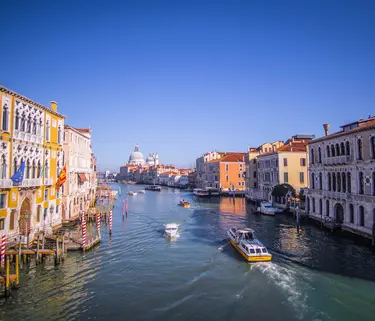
<box><xmin>227</xmin><ymin>227</ymin><xmax>272</xmax><ymax>262</ymax></box>
<box><xmin>164</xmin><ymin>223</ymin><xmax>179</xmax><ymax>238</ymax></box>
<box><xmin>179</xmin><ymin>200</ymin><xmax>190</xmax><ymax>208</ymax></box>
<box><xmin>138</xmin><ymin>190</ymin><xmax>146</xmax><ymax>194</ymax></box>
<box><xmin>145</xmin><ymin>185</ymin><xmax>162</xmax><ymax>191</ymax></box>
<box><xmin>193</xmin><ymin>188</ymin><xmax>210</xmax><ymax>197</ymax></box>
<box><xmin>257</xmin><ymin>202</ymin><xmax>282</xmax><ymax>216</ymax></box>
<box><xmin>128</xmin><ymin>191</ymin><xmax>137</xmax><ymax>196</ymax></box>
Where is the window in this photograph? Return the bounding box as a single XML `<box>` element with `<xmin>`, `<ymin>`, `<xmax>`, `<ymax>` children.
<box><xmin>326</xmin><ymin>200</ymin><xmax>330</xmax><ymax>217</ymax></box>
<box><xmin>349</xmin><ymin>204</ymin><xmax>354</xmax><ymax>223</ymax></box>
<box><xmin>283</xmin><ymin>158</ymin><xmax>288</xmax><ymax>166</ymax></box>
<box><xmin>342</xmin><ymin>172</ymin><xmax>346</xmax><ymax>193</ymax></box>
<box><xmin>15</xmin><ymin>110</ymin><xmax>20</xmax><ymax>130</ymax></box>
<box><xmin>9</xmin><ymin>210</ymin><xmax>15</xmax><ymax>230</ymax></box>
<box><xmin>311</xmin><ymin>173</ymin><xmax>315</xmax><ymax>189</ymax></box>
<box><xmin>239</xmin><ymin>164</ymin><xmax>243</xmax><ymax>171</ymax></box>
<box><xmin>225</xmin><ymin>175</ymin><xmax>228</xmax><ymax>182</ymax></box>
<box><xmin>225</xmin><ymin>164</ymin><xmax>229</xmax><ymax>172</ymax></box>
<box><xmin>58</xmin><ymin>126</ymin><xmax>62</xmax><ymax>144</ymax></box>
<box><xmin>357</xmin><ymin>138</ymin><xmax>363</xmax><ymax>160</ymax></box>
<box><xmin>0</xmin><ymin>219</ymin><xmax>4</xmax><ymax>230</ymax></box>
<box><xmin>373</xmin><ymin>172</ymin><xmax>375</xmax><ymax>196</ymax></box>
<box><xmin>0</xmin><ymin>194</ymin><xmax>6</xmax><ymax>208</ymax></box>
<box><xmin>21</xmin><ymin>113</ymin><xmax>26</xmax><ymax>131</ymax></box>
<box><xmin>0</xmin><ymin>155</ymin><xmax>6</xmax><ymax>179</ymax></box>
<box><xmin>44</xmin><ymin>188</ymin><xmax>48</xmax><ymax>201</ymax></box>
<box><xmin>36</xmin><ymin>206</ymin><xmax>41</xmax><ymax>223</ymax></box>
<box><xmin>371</xmin><ymin>137</ymin><xmax>375</xmax><ymax>159</ymax></box>
<box><xmin>359</xmin><ymin>206</ymin><xmax>365</xmax><ymax>226</ymax></box>
<box><xmin>358</xmin><ymin>172</ymin><xmax>364</xmax><ymax>194</ymax></box>
<box><xmin>328</xmin><ymin>173</ymin><xmax>332</xmax><ymax>191</ymax></box>
<box><xmin>32</xmin><ymin>118</ymin><xmax>37</xmax><ymax>135</ymax></box>
<box><xmin>284</xmin><ymin>172</ymin><xmax>288</xmax><ymax>183</ymax></box>
<box><xmin>337</xmin><ymin>173</ymin><xmax>341</xmax><ymax>192</ymax></box>
<box><xmin>340</xmin><ymin>142</ymin><xmax>345</xmax><ymax>156</ymax></box>
<box><xmin>332</xmin><ymin>173</ymin><xmax>336</xmax><ymax>191</ymax></box>
<box><xmin>319</xmin><ymin>172</ymin><xmax>323</xmax><ymax>190</ymax></box>
<box><xmin>310</xmin><ymin>149</ymin><xmax>314</xmax><ymax>164</ymax></box>
<box><xmin>335</xmin><ymin>144</ymin><xmax>340</xmax><ymax>156</ymax></box>
<box><xmin>238</xmin><ymin>173</ymin><xmax>241</xmax><ymax>178</ymax></box>
<box><xmin>2</xmin><ymin>104</ymin><xmax>9</xmax><ymax>131</ymax></box>
<box><xmin>27</xmin><ymin>115</ymin><xmax>31</xmax><ymax>133</ymax></box>
<box><xmin>312</xmin><ymin>198</ymin><xmax>315</xmax><ymax>212</ymax></box>
<box><xmin>318</xmin><ymin>147</ymin><xmax>322</xmax><ymax>163</ymax></box>
<box><xmin>347</xmin><ymin>172</ymin><xmax>351</xmax><ymax>193</ymax></box>
<box><xmin>300</xmin><ymin>158</ymin><xmax>306</xmax><ymax>166</ymax></box>
<box><xmin>331</xmin><ymin>145</ymin><xmax>335</xmax><ymax>157</ymax></box>
<box><xmin>253</xmin><ymin>171</ymin><xmax>256</xmax><ymax>178</ymax></box>
<box><xmin>319</xmin><ymin>199</ymin><xmax>322</xmax><ymax>215</ymax></box>
<box><xmin>56</xmin><ymin>205</ymin><xmax>59</xmax><ymax>214</ymax></box>
<box><xmin>345</xmin><ymin>141</ymin><xmax>350</xmax><ymax>155</ymax></box>
<box><xmin>46</xmin><ymin>120</ymin><xmax>50</xmax><ymax>141</ymax></box>
<box><xmin>44</xmin><ymin>208</ymin><xmax>48</xmax><ymax>220</ymax></box>
<box><xmin>326</xmin><ymin>145</ymin><xmax>330</xmax><ymax>158</ymax></box>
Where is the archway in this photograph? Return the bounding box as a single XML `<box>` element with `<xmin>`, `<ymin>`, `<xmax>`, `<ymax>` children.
<box><xmin>19</xmin><ymin>197</ymin><xmax>31</xmax><ymax>235</ymax></box>
<box><xmin>334</xmin><ymin>203</ymin><xmax>344</xmax><ymax>224</ymax></box>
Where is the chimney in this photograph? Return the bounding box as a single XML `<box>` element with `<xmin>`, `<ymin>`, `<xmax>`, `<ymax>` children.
<box><xmin>50</xmin><ymin>101</ymin><xmax>57</xmax><ymax>112</ymax></box>
<box><xmin>323</xmin><ymin>124</ymin><xmax>330</xmax><ymax>136</ymax></box>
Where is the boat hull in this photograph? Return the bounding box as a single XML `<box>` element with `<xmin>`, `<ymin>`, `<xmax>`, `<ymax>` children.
<box><xmin>229</xmin><ymin>239</ymin><xmax>272</xmax><ymax>262</ymax></box>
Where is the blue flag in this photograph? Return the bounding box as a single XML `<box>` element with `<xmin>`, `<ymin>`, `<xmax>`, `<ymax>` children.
<box><xmin>11</xmin><ymin>161</ymin><xmax>25</xmax><ymax>183</ymax></box>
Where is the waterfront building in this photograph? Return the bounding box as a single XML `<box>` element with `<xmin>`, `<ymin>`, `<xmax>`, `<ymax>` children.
<box><xmin>195</xmin><ymin>151</ymin><xmax>226</xmax><ymax>188</ymax></box>
<box><xmin>62</xmin><ymin>125</ymin><xmax>96</xmax><ymax>220</ymax></box>
<box><xmin>246</xmin><ymin>135</ymin><xmax>314</xmax><ymax>203</ymax></box>
<box><xmin>204</xmin><ymin>153</ymin><xmax>246</xmax><ymax>192</ymax></box>
<box><xmin>306</xmin><ymin>118</ymin><xmax>375</xmax><ymax>239</ymax></box>
<box><xmin>0</xmin><ymin>86</ymin><xmax>65</xmax><ymax>243</ymax></box>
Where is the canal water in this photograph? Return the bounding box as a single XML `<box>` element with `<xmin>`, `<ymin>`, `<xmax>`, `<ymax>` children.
<box><xmin>1</xmin><ymin>185</ymin><xmax>375</xmax><ymax>321</ymax></box>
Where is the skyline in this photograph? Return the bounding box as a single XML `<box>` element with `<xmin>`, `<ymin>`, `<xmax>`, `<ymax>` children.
<box><xmin>1</xmin><ymin>0</ymin><xmax>374</xmax><ymax>171</ymax></box>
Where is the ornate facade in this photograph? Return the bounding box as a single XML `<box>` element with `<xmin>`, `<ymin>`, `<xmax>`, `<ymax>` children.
<box><xmin>306</xmin><ymin>118</ymin><xmax>375</xmax><ymax>239</ymax></box>
<box><xmin>0</xmin><ymin>86</ymin><xmax>65</xmax><ymax>244</ymax></box>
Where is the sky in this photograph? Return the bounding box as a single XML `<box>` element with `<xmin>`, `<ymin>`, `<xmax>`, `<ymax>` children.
<box><xmin>1</xmin><ymin>0</ymin><xmax>374</xmax><ymax>172</ymax></box>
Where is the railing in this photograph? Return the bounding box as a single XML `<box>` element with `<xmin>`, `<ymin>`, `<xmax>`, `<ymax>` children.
<box><xmin>45</xmin><ymin>178</ymin><xmax>53</xmax><ymax>185</ymax></box>
<box><xmin>11</xmin><ymin>178</ymin><xmax>43</xmax><ymax>188</ymax></box>
<box><xmin>324</xmin><ymin>155</ymin><xmax>353</xmax><ymax>165</ymax></box>
<box><xmin>0</xmin><ymin>179</ymin><xmax>12</xmax><ymax>188</ymax></box>
<box><xmin>322</xmin><ymin>190</ymin><xmax>348</xmax><ymax>200</ymax></box>
<box><xmin>349</xmin><ymin>193</ymin><xmax>375</xmax><ymax>202</ymax></box>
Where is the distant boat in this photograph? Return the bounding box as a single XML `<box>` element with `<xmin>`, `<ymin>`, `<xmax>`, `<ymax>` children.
<box><xmin>164</xmin><ymin>223</ymin><xmax>179</xmax><ymax>238</ymax></box>
<box><xmin>145</xmin><ymin>185</ymin><xmax>161</xmax><ymax>191</ymax></box>
<box><xmin>138</xmin><ymin>190</ymin><xmax>146</xmax><ymax>194</ymax></box>
<box><xmin>193</xmin><ymin>189</ymin><xmax>209</xmax><ymax>197</ymax></box>
<box><xmin>128</xmin><ymin>191</ymin><xmax>137</xmax><ymax>196</ymax></box>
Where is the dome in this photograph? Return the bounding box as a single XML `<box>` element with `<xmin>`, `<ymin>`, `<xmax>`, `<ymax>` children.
<box><xmin>128</xmin><ymin>145</ymin><xmax>145</xmax><ymax>165</ymax></box>
<box><xmin>146</xmin><ymin>154</ymin><xmax>155</xmax><ymax>165</ymax></box>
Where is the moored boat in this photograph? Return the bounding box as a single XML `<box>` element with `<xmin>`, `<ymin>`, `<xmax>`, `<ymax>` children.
<box><xmin>227</xmin><ymin>227</ymin><xmax>272</xmax><ymax>262</ymax></box>
<box><xmin>164</xmin><ymin>223</ymin><xmax>179</xmax><ymax>238</ymax></box>
<box><xmin>128</xmin><ymin>191</ymin><xmax>137</xmax><ymax>196</ymax></box>
<box><xmin>193</xmin><ymin>188</ymin><xmax>210</xmax><ymax>197</ymax></box>
<box><xmin>145</xmin><ymin>185</ymin><xmax>162</xmax><ymax>191</ymax></box>
<box><xmin>257</xmin><ymin>202</ymin><xmax>282</xmax><ymax>215</ymax></box>
<box><xmin>138</xmin><ymin>190</ymin><xmax>146</xmax><ymax>194</ymax></box>
<box><xmin>179</xmin><ymin>200</ymin><xmax>190</xmax><ymax>208</ymax></box>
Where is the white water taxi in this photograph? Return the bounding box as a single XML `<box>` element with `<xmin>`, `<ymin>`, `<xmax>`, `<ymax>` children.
<box><xmin>227</xmin><ymin>227</ymin><xmax>272</xmax><ymax>262</ymax></box>
<box><xmin>128</xmin><ymin>191</ymin><xmax>137</xmax><ymax>196</ymax></box>
<box><xmin>138</xmin><ymin>190</ymin><xmax>146</xmax><ymax>194</ymax></box>
<box><xmin>164</xmin><ymin>223</ymin><xmax>179</xmax><ymax>238</ymax></box>
<box><xmin>193</xmin><ymin>188</ymin><xmax>210</xmax><ymax>197</ymax></box>
<box><xmin>257</xmin><ymin>202</ymin><xmax>282</xmax><ymax>216</ymax></box>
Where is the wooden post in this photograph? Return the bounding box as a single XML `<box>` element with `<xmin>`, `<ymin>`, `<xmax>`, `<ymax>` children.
<box><xmin>5</xmin><ymin>255</ymin><xmax>10</xmax><ymax>296</ymax></box>
<box><xmin>62</xmin><ymin>236</ymin><xmax>65</xmax><ymax>258</ymax></box>
<box><xmin>55</xmin><ymin>237</ymin><xmax>59</xmax><ymax>265</ymax></box>
<box><xmin>18</xmin><ymin>239</ymin><xmax>22</xmax><ymax>265</ymax></box>
<box><xmin>36</xmin><ymin>235</ymin><xmax>40</xmax><ymax>264</ymax></box>
<box><xmin>15</xmin><ymin>254</ymin><xmax>19</xmax><ymax>288</ymax></box>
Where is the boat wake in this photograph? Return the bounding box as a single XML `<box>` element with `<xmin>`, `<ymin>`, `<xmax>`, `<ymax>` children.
<box><xmin>251</xmin><ymin>262</ymin><xmax>308</xmax><ymax>320</ymax></box>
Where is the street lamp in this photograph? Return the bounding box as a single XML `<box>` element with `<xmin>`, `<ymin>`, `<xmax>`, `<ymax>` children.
<box><xmin>24</xmin><ymin>210</ymin><xmax>30</xmax><ymax>248</ymax></box>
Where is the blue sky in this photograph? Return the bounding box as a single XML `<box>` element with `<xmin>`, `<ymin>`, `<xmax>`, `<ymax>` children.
<box><xmin>1</xmin><ymin>0</ymin><xmax>374</xmax><ymax>172</ymax></box>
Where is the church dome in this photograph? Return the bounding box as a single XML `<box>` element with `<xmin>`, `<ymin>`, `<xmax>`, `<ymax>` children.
<box><xmin>128</xmin><ymin>145</ymin><xmax>145</xmax><ymax>165</ymax></box>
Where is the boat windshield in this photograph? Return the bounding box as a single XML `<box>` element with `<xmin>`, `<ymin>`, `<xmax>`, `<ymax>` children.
<box><xmin>262</xmin><ymin>248</ymin><xmax>268</xmax><ymax>253</ymax></box>
<box><xmin>256</xmin><ymin>248</ymin><xmax>261</xmax><ymax>254</ymax></box>
<box><xmin>243</xmin><ymin>232</ymin><xmax>254</xmax><ymax>240</ymax></box>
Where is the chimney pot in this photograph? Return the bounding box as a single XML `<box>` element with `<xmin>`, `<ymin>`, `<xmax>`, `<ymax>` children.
<box><xmin>323</xmin><ymin>124</ymin><xmax>330</xmax><ymax>136</ymax></box>
<box><xmin>50</xmin><ymin>101</ymin><xmax>57</xmax><ymax>112</ymax></box>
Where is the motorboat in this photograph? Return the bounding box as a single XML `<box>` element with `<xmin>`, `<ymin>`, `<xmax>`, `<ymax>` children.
<box><xmin>138</xmin><ymin>190</ymin><xmax>146</xmax><ymax>194</ymax></box>
<box><xmin>179</xmin><ymin>200</ymin><xmax>190</xmax><ymax>208</ymax></box>
<box><xmin>128</xmin><ymin>191</ymin><xmax>137</xmax><ymax>196</ymax></box>
<box><xmin>206</xmin><ymin>188</ymin><xmax>220</xmax><ymax>196</ymax></box>
<box><xmin>164</xmin><ymin>223</ymin><xmax>180</xmax><ymax>238</ymax></box>
<box><xmin>227</xmin><ymin>227</ymin><xmax>272</xmax><ymax>262</ymax></box>
<box><xmin>145</xmin><ymin>185</ymin><xmax>162</xmax><ymax>191</ymax></box>
<box><xmin>193</xmin><ymin>188</ymin><xmax>210</xmax><ymax>197</ymax></box>
<box><xmin>257</xmin><ymin>202</ymin><xmax>282</xmax><ymax>216</ymax></box>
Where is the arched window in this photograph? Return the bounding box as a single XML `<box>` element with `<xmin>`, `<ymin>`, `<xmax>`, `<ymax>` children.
<box><xmin>331</xmin><ymin>145</ymin><xmax>335</xmax><ymax>157</ymax></box>
<box><xmin>337</xmin><ymin>172</ymin><xmax>341</xmax><ymax>192</ymax></box>
<box><xmin>2</xmin><ymin>104</ymin><xmax>9</xmax><ymax>131</ymax></box>
<box><xmin>20</xmin><ymin>113</ymin><xmax>26</xmax><ymax>131</ymax></box>
<box><xmin>312</xmin><ymin>198</ymin><xmax>315</xmax><ymax>212</ymax></box>
<box><xmin>326</xmin><ymin>200</ymin><xmax>330</xmax><ymax>217</ymax></box>
<box><xmin>332</xmin><ymin>173</ymin><xmax>336</xmax><ymax>191</ymax></box>
<box><xmin>347</xmin><ymin>172</ymin><xmax>351</xmax><ymax>193</ymax></box>
<box><xmin>342</xmin><ymin>172</ymin><xmax>346</xmax><ymax>193</ymax></box>
<box><xmin>335</xmin><ymin>144</ymin><xmax>340</xmax><ymax>156</ymax></box>
<box><xmin>311</xmin><ymin>173</ymin><xmax>315</xmax><ymax>189</ymax></box>
<box><xmin>326</xmin><ymin>145</ymin><xmax>330</xmax><ymax>158</ymax></box>
<box><xmin>45</xmin><ymin>160</ymin><xmax>49</xmax><ymax>179</ymax></box>
<box><xmin>319</xmin><ymin>199</ymin><xmax>323</xmax><ymax>215</ymax></box>
<box><xmin>58</xmin><ymin>126</ymin><xmax>62</xmax><ymax>144</ymax></box>
<box><xmin>0</xmin><ymin>155</ymin><xmax>6</xmax><ymax>179</ymax></box>
<box><xmin>27</xmin><ymin>115</ymin><xmax>32</xmax><ymax>133</ymax></box>
<box><xmin>371</xmin><ymin>136</ymin><xmax>375</xmax><ymax>159</ymax></box>
<box><xmin>46</xmin><ymin>120</ymin><xmax>50</xmax><ymax>141</ymax></box>
<box><xmin>37</xmin><ymin>161</ymin><xmax>41</xmax><ymax>178</ymax></box>
<box><xmin>349</xmin><ymin>204</ymin><xmax>354</xmax><ymax>223</ymax></box>
<box><xmin>328</xmin><ymin>173</ymin><xmax>332</xmax><ymax>191</ymax></box>
<box><xmin>340</xmin><ymin>142</ymin><xmax>345</xmax><ymax>156</ymax></box>
<box><xmin>318</xmin><ymin>147</ymin><xmax>322</xmax><ymax>163</ymax></box>
<box><xmin>357</xmin><ymin>138</ymin><xmax>363</xmax><ymax>160</ymax></box>
<box><xmin>38</xmin><ymin>119</ymin><xmax>42</xmax><ymax>136</ymax></box>
<box><xmin>15</xmin><ymin>110</ymin><xmax>20</xmax><ymax>131</ymax></box>
<box><xmin>372</xmin><ymin>172</ymin><xmax>375</xmax><ymax>196</ymax></box>
<box><xmin>319</xmin><ymin>172</ymin><xmax>323</xmax><ymax>190</ymax></box>
<box><xmin>310</xmin><ymin>148</ymin><xmax>315</xmax><ymax>164</ymax></box>
<box><xmin>358</xmin><ymin>172</ymin><xmax>364</xmax><ymax>194</ymax></box>
<box><xmin>32</xmin><ymin>117</ymin><xmax>37</xmax><ymax>135</ymax></box>
<box><xmin>36</xmin><ymin>205</ymin><xmax>41</xmax><ymax>222</ymax></box>
<box><xmin>359</xmin><ymin>206</ymin><xmax>365</xmax><ymax>226</ymax></box>
<box><xmin>13</xmin><ymin>158</ymin><xmax>18</xmax><ymax>175</ymax></box>
<box><xmin>25</xmin><ymin>159</ymin><xmax>30</xmax><ymax>179</ymax></box>
<box><xmin>345</xmin><ymin>141</ymin><xmax>350</xmax><ymax>155</ymax></box>
<box><xmin>32</xmin><ymin>160</ymin><xmax>36</xmax><ymax>179</ymax></box>
<box><xmin>9</xmin><ymin>210</ymin><xmax>15</xmax><ymax>230</ymax></box>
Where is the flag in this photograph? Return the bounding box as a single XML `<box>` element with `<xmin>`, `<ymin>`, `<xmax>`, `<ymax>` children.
<box><xmin>56</xmin><ymin>164</ymin><xmax>67</xmax><ymax>187</ymax></box>
<box><xmin>39</xmin><ymin>165</ymin><xmax>45</xmax><ymax>178</ymax></box>
<box><xmin>11</xmin><ymin>161</ymin><xmax>25</xmax><ymax>183</ymax></box>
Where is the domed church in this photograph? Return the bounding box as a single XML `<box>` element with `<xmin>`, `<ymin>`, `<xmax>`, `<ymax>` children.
<box><xmin>128</xmin><ymin>145</ymin><xmax>159</xmax><ymax>166</ymax></box>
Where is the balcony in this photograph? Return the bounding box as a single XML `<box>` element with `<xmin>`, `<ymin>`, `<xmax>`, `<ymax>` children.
<box><xmin>13</xmin><ymin>130</ymin><xmax>43</xmax><ymax>144</ymax></box>
<box><xmin>322</xmin><ymin>190</ymin><xmax>348</xmax><ymax>200</ymax></box>
<box><xmin>324</xmin><ymin>155</ymin><xmax>353</xmax><ymax>166</ymax></box>
<box><xmin>349</xmin><ymin>193</ymin><xmax>375</xmax><ymax>203</ymax></box>
<box><xmin>0</xmin><ymin>179</ymin><xmax>12</xmax><ymax>188</ymax></box>
<box><xmin>44</xmin><ymin>178</ymin><xmax>53</xmax><ymax>186</ymax></box>
<box><xmin>12</xmin><ymin>178</ymin><xmax>43</xmax><ymax>188</ymax></box>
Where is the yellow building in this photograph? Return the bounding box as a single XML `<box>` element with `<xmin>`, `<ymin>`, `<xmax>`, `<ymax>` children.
<box><xmin>0</xmin><ymin>86</ymin><xmax>65</xmax><ymax>245</ymax></box>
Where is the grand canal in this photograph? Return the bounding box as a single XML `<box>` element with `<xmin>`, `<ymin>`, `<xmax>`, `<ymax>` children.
<box><xmin>1</xmin><ymin>185</ymin><xmax>375</xmax><ymax>321</ymax></box>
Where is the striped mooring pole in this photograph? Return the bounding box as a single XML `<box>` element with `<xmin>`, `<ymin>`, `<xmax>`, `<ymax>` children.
<box><xmin>1</xmin><ymin>234</ymin><xmax>5</xmax><ymax>267</ymax></box>
<box><xmin>96</xmin><ymin>212</ymin><xmax>101</xmax><ymax>237</ymax></box>
<box><xmin>109</xmin><ymin>210</ymin><xmax>113</xmax><ymax>235</ymax></box>
<box><xmin>82</xmin><ymin>212</ymin><xmax>87</xmax><ymax>249</ymax></box>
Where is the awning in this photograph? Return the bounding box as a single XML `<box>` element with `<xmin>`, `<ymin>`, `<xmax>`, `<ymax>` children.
<box><xmin>78</xmin><ymin>173</ymin><xmax>88</xmax><ymax>182</ymax></box>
